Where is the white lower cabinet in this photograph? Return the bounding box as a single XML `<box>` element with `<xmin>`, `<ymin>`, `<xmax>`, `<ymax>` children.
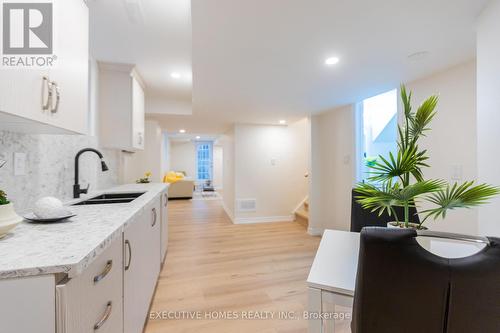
<box><xmin>0</xmin><ymin>195</ymin><xmax>166</xmax><ymax>333</ymax></box>
<box><xmin>124</xmin><ymin>197</ymin><xmax>161</xmax><ymax>333</ymax></box>
<box><xmin>56</xmin><ymin>236</ymin><xmax>123</xmax><ymax>333</ymax></box>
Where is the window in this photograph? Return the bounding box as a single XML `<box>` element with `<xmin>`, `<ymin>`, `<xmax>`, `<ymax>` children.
<box><xmin>196</xmin><ymin>141</ymin><xmax>213</xmax><ymax>181</ymax></box>
<box><xmin>356</xmin><ymin>89</ymin><xmax>398</xmax><ymax>182</ymax></box>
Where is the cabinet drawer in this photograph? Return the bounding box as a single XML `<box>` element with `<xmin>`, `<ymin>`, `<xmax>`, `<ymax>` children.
<box><xmin>56</xmin><ymin>237</ymin><xmax>123</xmax><ymax>333</ymax></box>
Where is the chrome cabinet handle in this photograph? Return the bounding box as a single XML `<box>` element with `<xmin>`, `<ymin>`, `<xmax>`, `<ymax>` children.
<box><xmin>138</xmin><ymin>132</ymin><xmax>143</xmax><ymax>145</ymax></box>
<box><xmin>93</xmin><ymin>260</ymin><xmax>113</xmax><ymax>284</ymax></box>
<box><xmin>50</xmin><ymin>82</ymin><xmax>60</xmax><ymax>114</ymax></box>
<box><xmin>151</xmin><ymin>208</ymin><xmax>157</xmax><ymax>227</ymax></box>
<box><xmin>124</xmin><ymin>240</ymin><xmax>132</xmax><ymax>271</ymax></box>
<box><xmin>42</xmin><ymin>76</ymin><xmax>51</xmax><ymax>111</ymax></box>
<box><xmin>94</xmin><ymin>301</ymin><xmax>112</xmax><ymax>331</ymax></box>
<box><xmin>164</xmin><ymin>193</ymin><xmax>168</xmax><ymax>207</ymax></box>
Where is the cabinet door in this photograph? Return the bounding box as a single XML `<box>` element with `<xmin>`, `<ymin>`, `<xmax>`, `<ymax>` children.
<box><xmin>147</xmin><ymin>197</ymin><xmax>161</xmax><ymax>281</ymax></box>
<box><xmin>48</xmin><ymin>0</ymin><xmax>89</xmax><ymax>134</ymax></box>
<box><xmin>0</xmin><ymin>275</ymin><xmax>55</xmax><ymax>333</ymax></box>
<box><xmin>124</xmin><ymin>200</ymin><xmax>161</xmax><ymax>333</ymax></box>
<box><xmin>161</xmin><ymin>191</ymin><xmax>169</xmax><ymax>263</ymax></box>
<box><xmin>56</xmin><ymin>236</ymin><xmax>123</xmax><ymax>333</ymax></box>
<box><xmin>131</xmin><ymin>76</ymin><xmax>145</xmax><ymax>150</ymax></box>
<box><xmin>0</xmin><ymin>66</ymin><xmax>50</xmax><ymax>126</ymax></box>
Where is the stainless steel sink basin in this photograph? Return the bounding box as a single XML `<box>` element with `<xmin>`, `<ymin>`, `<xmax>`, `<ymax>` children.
<box><xmin>72</xmin><ymin>192</ymin><xmax>145</xmax><ymax>206</ymax></box>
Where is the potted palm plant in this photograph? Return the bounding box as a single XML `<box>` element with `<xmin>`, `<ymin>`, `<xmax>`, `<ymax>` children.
<box><xmin>355</xmin><ymin>85</ymin><xmax>500</xmax><ymax>229</ymax></box>
<box><xmin>0</xmin><ymin>161</ymin><xmax>22</xmax><ymax>238</ymax></box>
<box><xmin>0</xmin><ymin>189</ymin><xmax>22</xmax><ymax>238</ymax></box>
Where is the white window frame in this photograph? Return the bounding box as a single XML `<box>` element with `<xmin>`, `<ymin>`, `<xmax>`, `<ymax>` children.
<box><xmin>195</xmin><ymin>141</ymin><xmax>213</xmax><ymax>181</ymax></box>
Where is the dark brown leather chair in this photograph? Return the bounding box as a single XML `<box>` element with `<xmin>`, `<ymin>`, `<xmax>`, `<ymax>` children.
<box><xmin>352</xmin><ymin>227</ymin><xmax>500</xmax><ymax>333</ymax></box>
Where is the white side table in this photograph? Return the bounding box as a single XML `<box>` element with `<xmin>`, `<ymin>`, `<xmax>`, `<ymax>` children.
<box><xmin>307</xmin><ymin>230</ymin><xmax>359</xmax><ymax>332</ymax></box>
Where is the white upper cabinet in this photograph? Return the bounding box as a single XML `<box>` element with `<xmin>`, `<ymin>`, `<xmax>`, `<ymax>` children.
<box><xmin>0</xmin><ymin>0</ymin><xmax>89</xmax><ymax>134</ymax></box>
<box><xmin>98</xmin><ymin>62</ymin><xmax>145</xmax><ymax>152</ymax></box>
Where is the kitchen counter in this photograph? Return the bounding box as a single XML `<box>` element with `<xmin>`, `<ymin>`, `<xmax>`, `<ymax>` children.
<box><xmin>0</xmin><ymin>183</ymin><xmax>168</xmax><ymax>280</ymax></box>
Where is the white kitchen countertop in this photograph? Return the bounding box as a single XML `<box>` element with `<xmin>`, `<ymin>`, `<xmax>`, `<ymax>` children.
<box><xmin>0</xmin><ymin>183</ymin><xmax>168</xmax><ymax>280</ymax></box>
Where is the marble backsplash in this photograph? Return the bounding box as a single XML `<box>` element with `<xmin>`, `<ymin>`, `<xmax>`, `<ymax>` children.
<box><xmin>0</xmin><ymin>131</ymin><xmax>121</xmax><ymax>212</ymax></box>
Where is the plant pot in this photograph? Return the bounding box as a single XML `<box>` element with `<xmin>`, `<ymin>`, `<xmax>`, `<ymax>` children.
<box><xmin>387</xmin><ymin>221</ymin><xmax>428</xmax><ymax>230</ymax></box>
<box><xmin>0</xmin><ymin>203</ymin><xmax>22</xmax><ymax>239</ymax></box>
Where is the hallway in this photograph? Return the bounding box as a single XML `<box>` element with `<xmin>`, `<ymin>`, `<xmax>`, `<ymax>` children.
<box><xmin>145</xmin><ymin>199</ymin><xmax>321</xmax><ymax>333</ymax></box>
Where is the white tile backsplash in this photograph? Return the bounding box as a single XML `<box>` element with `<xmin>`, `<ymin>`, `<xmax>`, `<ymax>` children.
<box><xmin>0</xmin><ymin>131</ymin><xmax>120</xmax><ymax>212</ymax></box>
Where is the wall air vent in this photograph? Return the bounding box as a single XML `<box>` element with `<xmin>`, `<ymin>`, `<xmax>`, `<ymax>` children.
<box><xmin>237</xmin><ymin>199</ymin><xmax>257</xmax><ymax>212</ymax></box>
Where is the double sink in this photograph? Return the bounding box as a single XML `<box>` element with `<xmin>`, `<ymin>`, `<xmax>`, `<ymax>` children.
<box><xmin>72</xmin><ymin>192</ymin><xmax>145</xmax><ymax>206</ymax></box>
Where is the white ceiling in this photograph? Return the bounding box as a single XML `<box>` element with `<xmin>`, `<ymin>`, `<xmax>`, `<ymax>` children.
<box><xmin>191</xmin><ymin>0</ymin><xmax>488</xmax><ymax>129</ymax></box>
<box><xmin>88</xmin><ymin>0</ymin><xmax>192</xmax><ymax>106</ymax></box>
<box><xmin>90</xmin><ymin>0</ymin><xmax>488</xmax><ymax>134</ymax></box>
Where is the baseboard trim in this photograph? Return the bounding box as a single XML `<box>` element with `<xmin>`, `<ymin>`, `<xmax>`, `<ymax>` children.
<box><xmin>307</xmin><ymin>227</ymin><xmax>324</xmax><ymax>236</ymax></box>
<box><xmin>221</xmin><ymin>201</ymin><xmax>235</xmax><ymax>223</ymax></box>
<box><xmin>234</xmin><ymin>215</ymin><xmax>295</xmax><ymax>224</ymax></box>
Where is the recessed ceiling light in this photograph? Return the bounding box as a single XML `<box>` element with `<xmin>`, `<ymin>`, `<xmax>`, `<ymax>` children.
<box><xmin>179</xmin><ymin>129</ymin><xmax>186</xmax><ymax>133</ymax></box>
<box><xmin>279</xmin><ymin>120</ymin><xmax>286</xmax><ymax>125</ymax></box>
<box><xmin>325</xmin><ymin>57</ymin><xmax>340</xmax><ymax>66</ymax></box>
<box><xmin>171</xmin><ymin>72</ymin><xmax>181</xmax><ymax>79</ymax></box>
<box><xmin>196</xmin><ymin>136</ymin><xmax>201</xmax><ymax>139</ymax></box>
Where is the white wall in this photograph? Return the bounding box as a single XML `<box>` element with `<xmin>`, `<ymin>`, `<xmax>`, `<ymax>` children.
<box><xmin>213</xmin><ymin>145</ymin><xmax>223</xmax><ymax>189</ymax></box>
<box><xmin>219</xmin><ymin>129</ymin><xmax>235</xmax><ymax>220</ymax></box>
<box><xmin>309</xmin><ymin>105</ymin><xmax>356</xmax><ymax>235</ymax></box>
<box><xmin>161</xmin><ymin>133</ymin><xmax>171</xmax><ymax>178</ymax></box>
<box><xmin>145</xmin><ymin>94</ymin><xmax>192</xmax><ymax>115</ymax></box>
<box><xmin>122</xmin><ymin>120</ymin><xmax>164</xmax><ymax>183</ymax></box>
<box><xmin>406</xmin><ymin>61</ymin><xmax>478</xmax><ymax>234</ymax></box>
<box><xmin>477</xmin><ymin>0</ymin><xmax>500</xmax><ymax>236</ymax></box>
<box><xmin>170</xmin><ymin>141</ymin><xmax>196</xmax><ymax>178</ymax></box>
<box><xmin>233</xmin><ymin>118</ymin><xmax>309</xmax><ymax>223</ymax></box>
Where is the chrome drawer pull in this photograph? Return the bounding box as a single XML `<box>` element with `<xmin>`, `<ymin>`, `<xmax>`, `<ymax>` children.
<box><xmin>94</xmin><ymin>301</ymin><xmax>112</xmax><ymax>331</ymax></box>
<box><xmin>42</xmin><ymin>76</ymin><xmax>50</xmax><ymax>111</ymax></box>
<box><xmin>50</xmin><ymin>82</ymin><xmax>60</xmax><ymax>114</ymax></box>
<box><xmin>125</xmin><ymin>240</ymin><xmax>132</xmax><ymax>271</ymax></box>
<box><xmin>164</xmin><ymin>193</ymin><xmax>168</xmax><ymax>207</ymax></box>
<box><xmin>93</xmin><ymin>260</ymin><xmax>113</xmax><ymax>284</ymax></box>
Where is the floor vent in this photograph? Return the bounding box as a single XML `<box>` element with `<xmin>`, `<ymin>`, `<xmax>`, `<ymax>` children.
<box><xmin>237</xmin><ymin>199</ymin><xmax>257</xmax><ymax>212</ymax></box>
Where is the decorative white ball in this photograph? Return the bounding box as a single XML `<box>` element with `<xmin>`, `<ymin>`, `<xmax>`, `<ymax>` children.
<box><xmin>33</xmin><ymin>197</ymin><xmax>69</xmax><ymax>219</ymax></box>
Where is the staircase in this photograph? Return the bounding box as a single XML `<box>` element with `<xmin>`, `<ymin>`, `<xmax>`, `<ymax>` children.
<box><xmin>294</xmin><ymin>199</ymin><xmax>309</xmax><ymax>228</ymax></box>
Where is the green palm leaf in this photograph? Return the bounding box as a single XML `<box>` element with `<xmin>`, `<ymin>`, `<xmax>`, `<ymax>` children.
<box><xmin>355</xmin><ymin>180</ymin><xmax>445</xmax><ymax>219</ymax></box>
<box><xmin>367</xmin><ymin>145</ymin><xmax>429</xmax><ymax>183</ymax></box>
<box><xmin>354</xmin><ymin>181</ymin><xmax>401</xmax><ymax>218</ymax></box>
<box><xmin>421</xmin><ymin>182</ymin><xmax>500</xmax><ymax>221</ymax></box>
<box><xmin>394</xmin><ymin>179</ymin><xmax>445</xmax><ymax>202</ymax></box>
<box><xmin>400</xmin><ymin>84</ymin><xmax>413</xmax><ymax>119</ymax></box>
<box><xmin>410</xmin><ymin>95</ymin><xmax>438</xmax><ymax>139</ymax></box>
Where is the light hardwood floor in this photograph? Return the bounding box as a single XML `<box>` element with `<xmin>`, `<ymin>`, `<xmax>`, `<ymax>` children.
<box><xmin>144</xmin><ymin>198</ymin><xmax>321</xmax><ymax>333</ymax></box>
